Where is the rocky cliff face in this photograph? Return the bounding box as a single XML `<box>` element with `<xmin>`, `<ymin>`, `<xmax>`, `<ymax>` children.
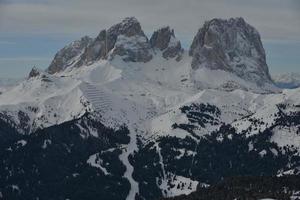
<box><xmin>189</xmin><ymin>17</ymin><xmax>272</xmax><ymax>86</ymax></box>
<box><xmin>150</xmin><ymin>26</ymin><xmax>183</xmax><ymax>60</ymax></box>
<box><xmin>47</xmin><ymin>18</ymin><xmax>187</xmax><ymax>74</ymax></box>
<box><xmin>107</xmin><ymin>17</ymin><xmax>153</xmax><ymax>62</ymax></box>
<box><xmin>47</xmin><ymin>36</ymin><xmax>93</xmax><ymax>74</ymax></box>
<box><xmin>75</xmin><ymin>17</ymin><xmax>153</xmax><ymax>66</ymax></box>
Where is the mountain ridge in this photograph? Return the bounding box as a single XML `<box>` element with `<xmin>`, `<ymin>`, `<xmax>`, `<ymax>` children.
<box><xmin>44</xmin><ymin>17</ymin><xmax>277</xmax><ymax>93</ymax></box>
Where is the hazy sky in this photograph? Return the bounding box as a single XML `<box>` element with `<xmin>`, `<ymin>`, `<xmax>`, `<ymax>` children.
<box><xmin>0</xmin><ymin>0</ymin><xmax>299</xmax><ymax>78</ymax></box>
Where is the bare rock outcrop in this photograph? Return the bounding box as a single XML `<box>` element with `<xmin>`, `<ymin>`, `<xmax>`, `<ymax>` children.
<box><xmin>189</xmin><ymin>17</ymin><xmax>272</xmax><ymax>86</ymax></box>
<box><xmin>150</xmin><ymin>26</ymin><xmax>183</xmax><ymax>60</ymax></box>
<box><xmin>47</xmin><ymin>36</ymin><xmax>92</xmax><ymax>74</ymax></box>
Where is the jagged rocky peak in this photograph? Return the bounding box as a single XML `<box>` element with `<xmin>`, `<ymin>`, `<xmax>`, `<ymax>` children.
<box><xmin>47</xmin><ymin>36</ymin><xmax>93</xmax><ymax>74</ymax></box>
<box><xmin>109</xmin><ymin>17</ymin><xmax>153</xmax><ymax>62</ymax></box>
<box><xmin>189</xmin><ymin>17</ymin><xmax>273</xmax><ymax>86</ymax></box>
<box><xmin>28</xmin><ymin>66</ymin><xmax>42</xmax><ymax>78</ymax></box>
<box><xmin>108</xmin><ymin>16</ymin><xmax>145</xmax><ymax>38</ymax></box>
<box><xmin>28</xmin><ymin>67</ymin><xmax>53</xmax><ymax>82</ymax></box>
<box><xmin>76</xmin><ymin>17</ymin><xmax>153</xmax><ymax>66</ymax></box>
<box><xmin>150</xmin><ymin>26</ymin><xmax>183</xmax><ymax>60</ymax></box>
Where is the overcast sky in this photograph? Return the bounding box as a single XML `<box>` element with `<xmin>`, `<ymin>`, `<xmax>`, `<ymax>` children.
<box><xmin>0</xmin><ymin>0</ymin><xmax>299</xmax><ymax>78</ymax></box>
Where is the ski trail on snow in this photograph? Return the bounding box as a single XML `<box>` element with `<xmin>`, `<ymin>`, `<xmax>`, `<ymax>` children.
<box><xmin>156</xmin><ymin>144</ymin><xmax>166</xmax><ymax>180</ymax></box>
<box><xmin>80</xmin><ymin>81</ymin><xmax>140</xmax><ymax>199</ymax></box>
<box><xmin>119</xmin><ymin>125</ymin><xmax>139</xmax><ymax>200</ymax></box>
<box><xmin>79</xmin><ymin>81</ymin><xmax>112</xmax><ymax>112</ymax></box>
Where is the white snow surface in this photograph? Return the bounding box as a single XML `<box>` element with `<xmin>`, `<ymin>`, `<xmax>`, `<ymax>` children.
<box><xmin>0</xmin><ymin>74</ymin><xmax>87</xmax><ymax>133</ymax></box>
<box><xmin>155</xmin><ymin>143</ymin><xmax>198</xmax><ymax>197</ymax></box>
<box><xmin>87</xmin><ymin>153</ymin><xmax>110</xmax><ymax>175</ymax></box>
<box><xmin>192</xmin><ymin>67</ymin><xmax>279</xmax><ymax>93</ymax></box>
<box><xmin>1</xmin><ymin>51</ymin><xmax>300</xmax><ymax>198</ymax></box>
<box><xmin>119</xmin><ymin>125</ymin><xmax>139</xmax><ymax>200</ymax></box>
<box><xmin>16</xmin><ymin>140</ymin><xmax>27</xmax><ymax>147</ymax></box>
<box><xmin>158</xmin><ymin>172</ymin><xmax>198</xmax><ymax>198</ymax></box>
<box><xmin>271</xmin><ymin>126</ymin><xmax>300</xmax><ymax>153</ymax></box>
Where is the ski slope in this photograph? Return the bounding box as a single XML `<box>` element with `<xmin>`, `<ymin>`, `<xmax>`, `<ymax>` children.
<box><xmin>79</xmin><ymin>81</ymin><xmax>112</xmax><ymax>113</ymax></box>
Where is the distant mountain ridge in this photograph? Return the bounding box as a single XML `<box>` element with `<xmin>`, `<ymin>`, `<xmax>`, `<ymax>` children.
<box><xmin>0</xmin><ymin>77</ymin><xmax>20</xmax><ymax>86</ymax></box>
<box><xmin>272</xmin><ymin>72</ymin><xmax>300</xmax><ymax>89</ymax></box>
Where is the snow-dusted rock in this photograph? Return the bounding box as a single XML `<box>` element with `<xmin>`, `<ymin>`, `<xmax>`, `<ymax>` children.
<box><xmin>150</xmin><ymin>26</ymin><xmax>183</xmax><ymax>60</ymax></box>
<box><xmin>74</xmin><ymin>30</ymin><xmax>109</xmax><ymax>67</ymax></box>
<box><xmin>110</xmin><ymin>33</ymin><xmax>152</xmax><ymax>62</ymax></box>
<box><xmin>189</xmin><ymin>17</ymin><xmax>274</xmax><ymax>91</ymax></box>
<box><xmin>108</xmin><ymin>17</ymin><xmax>153</xmax><ymax>62</ymax></box>
<box><xmin>28</xmin><ymin>67</ymin><xmax>42</xmax><ymax>79</ymax></box>
<box><xmin>76</xmin><ymin>17</ymin><xmax>153</xmax><ymax>66</ymax></box>
<box><xmin>47</xmin><ymin>36</ymin><xmax>93</xmax><ymax>74</ymax></box>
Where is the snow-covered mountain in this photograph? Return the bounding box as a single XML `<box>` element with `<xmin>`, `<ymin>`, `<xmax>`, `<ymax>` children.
<box><xmin>189</xmin><ymin>17</ymin><xmax>277</xmax><ymax>92</ymax></box>
<box><xmin>0</xmin><ymin>17</ymin><xmax>299</xmax><ymax>200</ymax></box>
<box><xmin>272</xmin><ymin>72</ymin><xmax>300</xmax><ymax>89</ymax></box>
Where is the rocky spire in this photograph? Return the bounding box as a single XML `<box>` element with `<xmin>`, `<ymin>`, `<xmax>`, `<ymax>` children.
<box><xmin>189</xmin><ymin>17</ymin><xmax>272</xmax><ymax>86</ymax></box>
<box><xmin>108</xmin><ymin>17</ymin><xmax>146</xmax><ymax>38</ymax></box>
<box><xmin>28</xmin><ymin>66</ymin><xmax>42</xmax><ymax>79</ymax></box>
<box><xmin>109</xmin><ymin>17</ymin><xmax>153</xmax><ymax>62</ymax></box>
<box><xmin>150</xmin><ymin>26</ymin><xmax>183</xmax><ymax>61</ymax></box>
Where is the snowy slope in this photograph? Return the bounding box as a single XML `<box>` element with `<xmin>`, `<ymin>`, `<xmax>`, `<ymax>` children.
<box><xmin>0</xmin><ymin>50</ymin><xmax>299</xmax><ymax>197</ymax></box>
<box><xmin>0</xmin><ymin>73</ymin><xmax>88</xmax><ymax>133</ymax></box>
